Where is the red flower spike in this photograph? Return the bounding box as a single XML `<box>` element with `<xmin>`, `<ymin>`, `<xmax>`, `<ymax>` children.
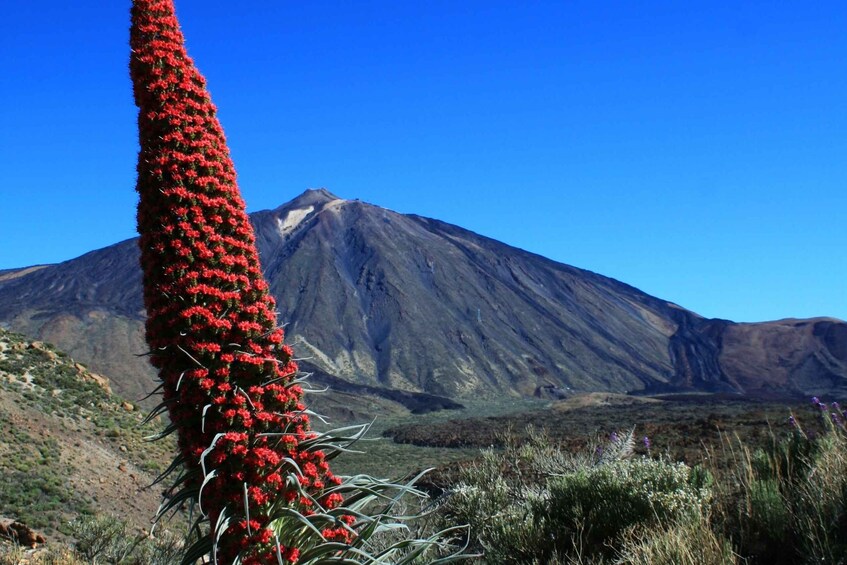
<box><xmin>130</xmin><ymin>1</ymin><xmax>341</xmax><ymax>562</ymax></box>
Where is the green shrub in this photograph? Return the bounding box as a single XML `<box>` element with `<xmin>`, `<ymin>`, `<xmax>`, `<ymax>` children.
<box><xmin>542</xmin><ymin>457</ymin><xmax>711</xmax><ymax>559</ymax></box>
<box><xmin>444</xmin><ymin>469</ymin><xmax>547</xmax><ymax>563</ymax></box>
<box><xmin>436</xmin><ymin>427</ymin><xmax>712</xmax><ymax>563</ymax></box>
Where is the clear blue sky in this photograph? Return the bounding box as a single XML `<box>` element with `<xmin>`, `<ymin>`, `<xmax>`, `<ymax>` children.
<box><xmin>0</xmin><ymin>1</ymin><xmax>844</xmax><ymax>323</ymax></box>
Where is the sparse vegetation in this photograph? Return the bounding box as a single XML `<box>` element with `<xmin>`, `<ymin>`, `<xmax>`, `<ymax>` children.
<box><xmin>0</xmin><ymin>514</ymin><xmax>182</xmax><ymax>565</ymax></box>
<box><xmin>69</xmin><ymin>514</ymin><xmax>184</xmax><ymax>564</ymax></box>
<box><xmin>0</xmin><ymin>426</ymin><xmax>85</xmax><ymax>531</ymax></box>
<box><xmin>384</xmin><ymin>393</ymin><xmax>807</xmax><ymax>465</ymax></box>
<box><xmin>711</xmin><ymin>398</ymin><xmax>847</xmax><ymax>564</ymax></box>
<box><xmin>415</xmin><ymin>398</ymin><xmax>846</xmax><ymax>564</ymax></box>
<box><xmin>0</xmin><ymin>330</ymin><xmax>174</xmax><ymax>534</ymax></box>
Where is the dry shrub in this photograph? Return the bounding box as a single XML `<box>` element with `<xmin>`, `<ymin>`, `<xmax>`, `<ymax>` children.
<box><xmin>616</xmin><ymin>514</ymin><xmax>737</xmax><ymax>565</ymax></box>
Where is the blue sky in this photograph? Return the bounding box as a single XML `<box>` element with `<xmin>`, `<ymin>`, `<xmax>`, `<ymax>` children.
<box><xmin>0</xmin><ymin>1</ymin><xmax>844</xmax><ymax>323</ymax></box>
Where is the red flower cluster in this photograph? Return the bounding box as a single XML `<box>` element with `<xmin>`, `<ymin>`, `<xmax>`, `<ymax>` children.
<box><xmin>130</xmin><ymin>1</ymin><xmax>349</xmax><ymax>562</ymax></box>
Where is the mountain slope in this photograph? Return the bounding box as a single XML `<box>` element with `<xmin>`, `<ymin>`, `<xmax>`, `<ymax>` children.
<box><xmin>1</xmin><ymin>189</ymin><xmax>844</xmax><ymax>405</ymax></box>
<box><xmin>0</xmin><ymin>328</ymin><xmax>170</xmax><ymax>536</ymax></box>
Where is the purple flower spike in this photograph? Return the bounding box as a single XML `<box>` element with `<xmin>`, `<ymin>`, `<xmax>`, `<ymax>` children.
<box><xmin>788</xmin><ymin>415</ymin><xmax>797</xmax><ymax>428</ymax></box>
<box><xmin>610</xmin><ymin>432</ymin><xmax>619</xmax><ymax>443</ymax></box>
<box><xmin>812</xmin><ymin>396</ymin><xmax>820</xmax><ymax>405</ymax></box>
<box><xmin>643</xmin><ymin>436</ymin><xmax>651</xmax><ymax>449</ymax></box>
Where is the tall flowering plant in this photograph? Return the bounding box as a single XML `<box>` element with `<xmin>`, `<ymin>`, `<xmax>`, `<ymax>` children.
<box><xmin>129</xmin><ymin>1</ymin><xmax>358</xmax><ymax>562</ymax></box>
<box><xmin>131</xmin><ymin>2</ymin><xmax>466</xmax><ymax>563</ymax></box>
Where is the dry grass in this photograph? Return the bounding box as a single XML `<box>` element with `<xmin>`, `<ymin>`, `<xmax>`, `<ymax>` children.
<box><xmin>616</xmin><ymin>514</ymin><xmax>737</xmax><ymax>565</ymax></box>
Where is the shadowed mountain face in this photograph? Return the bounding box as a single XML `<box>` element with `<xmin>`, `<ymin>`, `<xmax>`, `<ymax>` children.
<box><xmin>1</xmin><ymin>189</ymin><xmax>845</xmax><ymax>406</ymax></box>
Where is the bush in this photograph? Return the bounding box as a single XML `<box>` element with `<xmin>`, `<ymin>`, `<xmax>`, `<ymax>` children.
<box><xmin>616</xmin><ymin>514</ymin><xmax>737</xmax><ymax>565</ymax></box>
<box><xmin>69</xmin><ymin>514</ymin><xmax>184</xmax><ymax>565</ymax></box>
<box><xmin>542</xmin><ymin>457</ymin><xmax>711</xmax><ymax>559</ymax></box>
<box><xmin>0</xmin><ymin>514</ymin><xmax>181</xmax><ymax>565</ymax></box>
<box><xmin>436</xmin><ymin>427</ymin><xmax>712</xmax><ymax>563</ymax></box>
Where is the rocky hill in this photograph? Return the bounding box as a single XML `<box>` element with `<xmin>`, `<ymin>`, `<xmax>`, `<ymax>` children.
<box><xmin>0</xmin><ymin>328</ymin><xmax>173</xmax><ymax>538</ymax></box>
<box><xmin>0</xmin><ymin>189</ymin><xmax>844</xmax><ymax>410</ymax></box>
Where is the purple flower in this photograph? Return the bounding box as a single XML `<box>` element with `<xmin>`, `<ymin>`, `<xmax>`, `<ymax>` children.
<box><xmin>610</xmin><ymin>432</ymin><xmax>619</xmax><ymax>443</ymax></box>
<box><xmin>812</xmin><ymin>396</ymin><xmax>820</xmax><ymax>405</ymax></box>
<box><xmin>642</xmin><ymin>436</ymin><xmax>651</xmax><ymax>449</ymax></box>
<box><xmin>788</xmin><ymin>415</ymin><xmax>797</xmax><ymax>428</ymax></box>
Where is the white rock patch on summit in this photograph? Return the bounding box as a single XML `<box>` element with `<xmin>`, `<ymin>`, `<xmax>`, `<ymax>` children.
<box><xmin>277</xmin><ymin>206</ymin><xmax>314</xmax><ymax>236</ymax></box>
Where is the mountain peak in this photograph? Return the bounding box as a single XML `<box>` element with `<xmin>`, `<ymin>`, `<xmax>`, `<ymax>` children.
<box><xmin>284</xmin><ymin>188</ymin><xmax>342</xmax><ymax>209</ymax></box>
<box><xmin>263</xmin><ymin>189</ymin><xmax>345</xmax><ymax>241</ymax></box>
